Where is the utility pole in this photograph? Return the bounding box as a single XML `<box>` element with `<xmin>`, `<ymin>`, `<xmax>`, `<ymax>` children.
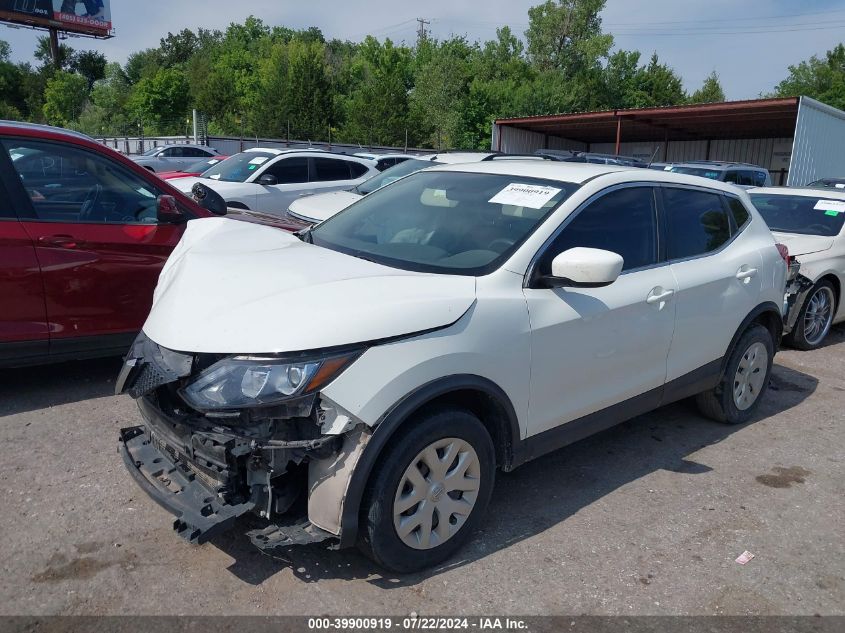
<box><xmin>49</xmin><ymin>27</ymin><xmax>61</xmax><ymax>69</ymax></box>
<box><xmin>416</xmin><ymin>18</ymin><xmax>430</xmax><ymax>44</ymax></box>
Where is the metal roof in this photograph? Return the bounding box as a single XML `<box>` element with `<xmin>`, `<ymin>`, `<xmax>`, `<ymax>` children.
<box><xmin>495</xmin><ymin>97</ymin><xmax>801</xmax><ymax>144</ymax></box>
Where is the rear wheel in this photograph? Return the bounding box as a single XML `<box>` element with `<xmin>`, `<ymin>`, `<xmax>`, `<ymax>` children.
<box><xmin>696</xmin><ymin>324</ymin><xmax>774</xmax><ymax>425</ymax></box>
<box><xmin>785</xmin><ymin>280</ymin><xmax>836</xmax><ymax>350</ymax></box>
<box><xmin>358</xmin><ymin>408</ymin><xmax>494</xmax><ymax>573</ymax></box>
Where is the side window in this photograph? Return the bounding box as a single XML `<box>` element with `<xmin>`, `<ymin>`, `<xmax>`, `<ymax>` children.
<box><xmin>264</xmin><ymin>157</ymin><xmax>308</xmax><ymax>184</ymax></box>
<box><xmin>664</xmin><ymin>187</ymin><xmax>731</xmax><ymax>260</ymax></box>
<box><xmin>349</xmin><ymin>162</ymin><xmax>369</xmax><ymax>179</ymax></box>
<box><xmin>723</xmin><ymin>170</ymin><xmax>739</xmax><ymax>184</ymax></box>
<box><xmin>543</xmin><ymin>186</ymin><xmax>658</xmax><ymax>273</ymax></box>
<box><xmin>160</xmin><ymin>147</ymin><xmax>181</xmax><ymax>157</ymax></box>
<box><xmin>2</xmin><ymin>139</ymin><xmax>164</xmax><ymax>224</ymax></box>
<box><xmin>726</xmin><ymin>197</ymin><xmax>750</xmax><ymax>230</ymax></box>
<box><xmin>754</xmin><ymin>171</ymin><xmax>768</xmax><ymax>187</ymax></box>
<box><xmin>312</xmin><ymin>158</ymin><xmax>352</xmax><ymax>182</ymax></box>
<box><xmin>185</xmin><ymin>147</ymin><xmax>212</xmax><ymax>158</ymax></box>
<box><xmin>739</xmin><ymin>171</ymin><xmax>755</xmax><ymax>186</ymax></box>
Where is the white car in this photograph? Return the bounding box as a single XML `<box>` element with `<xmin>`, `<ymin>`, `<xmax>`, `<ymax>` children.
<box><xmin>353</xmin><ymin>153</ymin><xmax>419</xmax><ymax>171</ymax></box>
<box><xmin>131</xmin><ymin>144</ymin><xmax>221</xmax><ymax>173</ymax></box>
<box><xmin>117</xmin><ymin>162</ymin><xmax>787</xmax><ymax>573</ymax></box>
<box><xmin>286</xmin><ymin>152</ymin><xmax>508</xmax><ymax>227</ymax></box>
<box><xmin>170</xmin><ymin>148</ymin><xmax>379</xmax><ymax>215</ymax></box>
<box><xmin>750</xmin><ymin>186</ymin><xmax>845</xmax><ymax>349</ymax></box>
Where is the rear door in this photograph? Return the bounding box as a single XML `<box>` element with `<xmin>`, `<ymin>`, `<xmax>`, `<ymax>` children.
<box><xmin>2</xmin><ymin>137</ymin><xmax>188</xmax><ymax>357</ymax></box>
<box><xmin>661</xmin><ymin>186</ymin><xmax>763</xmax><ymax>382</ymax></box>
<box><xmin>0</xmin><ymin>149</ymin><xmax>49</xmax><ymax>364</ymax></box>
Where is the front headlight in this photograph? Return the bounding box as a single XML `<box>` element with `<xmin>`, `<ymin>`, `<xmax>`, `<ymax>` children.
<box><xmin>180</xmin><ymin>352</ymin><xmax>359</xmax><ymax>411</ymax></box>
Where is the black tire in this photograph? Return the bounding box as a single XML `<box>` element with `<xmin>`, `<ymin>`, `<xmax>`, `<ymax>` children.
<box><xmin>358</xmin><ymin>408</ymin><xmax>495</xmax><ymax>573</ymax></box>
<box><xmin>784</xmin><ymin>280</ymin><xmax>837</xmax><ymax>351</ymax></box>
<box><xmin>696</xmin><ymin>324</ymin><xmax>774</xmax><ymax>425</ymax></box>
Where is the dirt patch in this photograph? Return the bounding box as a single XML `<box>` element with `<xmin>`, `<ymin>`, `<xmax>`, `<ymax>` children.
<box><xmin>32</xmin><ymin>551</ymin><xmax>138</xmax><ymax>584</ymax></box>
<box><xmin>755</xmin><ymin>466</ymin><xmax>811</xmax><ymax>489</ymax></box>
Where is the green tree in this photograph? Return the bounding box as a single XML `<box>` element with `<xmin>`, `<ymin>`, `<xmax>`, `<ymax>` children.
<box><xmin>340</xmin><ymin>37</ymin><xmax>412</xmax><ymax>146</ymax></box>
<box><xmin>34</xmin><ymin>35</ymin><xmax>75</xmax><ymax>71</ymax></box>
<box><xmin>72</xmin><ymin>50</ymin><xmax>107</xmax><ymax>90</ymax></box>
<box><xmin>285</xmin><ymin>39</ymin><xmax>332</xmax><ymax>140</ymax></box>
<box><xmin>127</xmin><ymin>67</ymin><xmax>190</xmax><ymax>134</ymax></box>
<box><xmin>525</xmin><ymin>0</ymin><xmax>613</xmax><ymax>78</ymax></box>
<box><xmin>773</xmin><ymin>43</ymin><xmax>845</xmax><ymax>111</ymax></box>
<box><xmin>43</xmin><ymin>71</ymin><xmax>87</xmax><ymax>126</ymax></box>
<box><xmin>689</xmin><ymin>71</ymin><xmax>726</xmax><ymax>104</ymax></box>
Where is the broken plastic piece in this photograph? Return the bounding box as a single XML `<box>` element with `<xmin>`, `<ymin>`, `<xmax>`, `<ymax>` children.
<box><xmin>735</xmin><ymin>550</ymin><xmax>755</xmax><ymax>565</ymax></box>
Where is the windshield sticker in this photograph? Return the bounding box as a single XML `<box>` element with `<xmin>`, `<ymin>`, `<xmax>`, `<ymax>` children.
<box><xmin>825</xmin><ymin>210</ymin><xmax>841</xmax><ymax>217</ymax></box>
<box><xmin>249</xmin><ymin>157</ymin><xmax>269</xmax><ymax>165</ymax></box>
<box><xmin>248</xmin><ymin>164</ymin><xmax>258</xmax><ymax>170</ymax></box>
<box><xmin>835</xmin><ymin>183</ymin><xmax>845</xmax><ymax>189</ymax></box>
<box><xmin>489</xmin><ymin>183</ymin><xmax>562</xmax><ymax>209</ymax></box>
<box><xmin>814</xmin><ymin>200</ymin><xmax>845</xmax><ymax>213</ymax></box>
<box><xmin>664</xmin><ymin>165</ymin><xmax>673</xmax><ymax>171</ymax></box>
<box><xmin>209</xmin><ymin>174</ymin><xmax>221</xmax><ymax>180</ymax></box>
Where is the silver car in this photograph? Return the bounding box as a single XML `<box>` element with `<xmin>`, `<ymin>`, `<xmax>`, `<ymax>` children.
<box><xmin>131</xmin><ymin>144</ymin><xmax>221</xmax><ymax>173</ymax></box>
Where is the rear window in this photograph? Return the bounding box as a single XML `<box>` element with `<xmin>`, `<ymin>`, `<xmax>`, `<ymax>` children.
<box><xmin>663</xmin><ymin>187</ymin><xmax>731</xmax><ymax>259</ymax></box>
<box><xmin>750</xmin><ymin>194</ymin><xmax>845</xmax><ymax>237</ymax></box>
<box><xmin>670</xmin><ymin>166</ymin><xmax>722</xmax><ymax>180</ymax></box>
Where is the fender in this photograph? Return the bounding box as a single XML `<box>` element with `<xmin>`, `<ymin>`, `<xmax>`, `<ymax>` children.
<box><xmin>337</xmin><ymin>374</ymin><xmax>520</xmax><ymax>549</ymax></box>
<box><xmin>721</xmin><ymin>301</ymin><xmax>783</xmax><ymax>376</ymax></box>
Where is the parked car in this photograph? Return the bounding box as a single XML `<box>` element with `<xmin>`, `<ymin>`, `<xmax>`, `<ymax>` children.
<box><xmin>805</xmin><ymin>177</ymin><xmax>845</xmax><ymax>190</ymax></box>
<box><xmin>669</xmin><ymin>161</ymin><xmax>771</xmax><ymax>188</ymax></box>
<box><xmin>285</xmin><ymin>152</ymin><xmax>501</xmax><ymax>227</ymax></box>
<box><xmin>749</xmin><ymin>186</ymin><xmax>845</xmax><ymax>349</ymax></box>
<box><xmin>117</xmin><ymin>161</ymin><xmax>787</xmax><ymax>572</ymax></box>
<box><xmin>353</xmin><ymin>153</ymin><xmax>418</xmax><ymax>171</ymax></box>
<box><xmin>169</xmin><ymin>148</ymin><xmax>379</xmax><ymax>215</ymax></box>
<box><xmin>0</xmin><ymin>123</ymin><xmax>227</xmax><ymax>367</ymax></box>
<box><xmin>130</xmin><ymin>144</ymin><xmax>221</xmax><ymax>173</ymax></box>
<box><xmin>157</xmin><ymin>155</ymin><xmax>230</xmax><ymax>180</ymax></box>
<box><xmin>535</xmin><ymin>149</ymin><xmax>648</xmax><ymax>168</ymax></box>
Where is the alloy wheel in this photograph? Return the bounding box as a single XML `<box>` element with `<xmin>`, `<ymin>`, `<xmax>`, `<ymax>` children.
<box><xmin>803</xmin><ymin>286</ymin><xmax>835</xmax><ymax>347</ymax></box>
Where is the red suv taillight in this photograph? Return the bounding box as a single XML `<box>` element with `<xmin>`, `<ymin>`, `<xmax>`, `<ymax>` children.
<box><xmin>775</xmin><ymin>243</ymin><xmax>789</xmax><ymax>265</ymax></box>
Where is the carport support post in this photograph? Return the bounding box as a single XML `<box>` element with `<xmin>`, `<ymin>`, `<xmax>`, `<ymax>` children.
<box><xmin>49</xmin><ymin>28</ymin><xmax>61</xmax><ymax>69</ymax></box>
<box><xmin>192</xmin><ymin>110</ymin><xmax>198</xmax><ymax>145</ymax></box>
<box><xmin>615</xmin><ymin>115</ymin><xmax>622</xmax><ymax>155</ymax></box>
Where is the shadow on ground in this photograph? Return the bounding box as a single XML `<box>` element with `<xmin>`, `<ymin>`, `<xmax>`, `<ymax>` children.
<box><xmin>0</xmin><ymin>357</ymin><xmax>122</xmax><ymax>417</ymax></box>
<box><xmin>211</xmin><ymin>362</ymin><xmax>818</xmax><ymax>588</ymax></box>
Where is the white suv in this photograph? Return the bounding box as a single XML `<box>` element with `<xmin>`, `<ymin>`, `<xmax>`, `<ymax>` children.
<box><xmin>117</xmin><ymin>162</ymin><xmax>787</xmax><ymax>573</ymax></box>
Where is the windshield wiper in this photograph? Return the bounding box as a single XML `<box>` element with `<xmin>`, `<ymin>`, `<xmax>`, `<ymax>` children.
<box><xmin>296</xmin><ymin>228</ymin><xmax>313</xmax><ymax>244</ymax></box>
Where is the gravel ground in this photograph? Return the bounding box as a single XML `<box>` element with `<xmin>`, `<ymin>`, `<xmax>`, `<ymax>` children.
<box><xmin>0</xmin><ymin>327</ymin><xmax>842</xmax><ymax>616</ymax></box>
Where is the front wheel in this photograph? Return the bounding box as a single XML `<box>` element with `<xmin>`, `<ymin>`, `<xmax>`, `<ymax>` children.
<box><xmin>696</xmin><ymin>324</ymin><xmax>774</xmax><ymax>425</ymax></box>
<box><xmin>358</xmin><ymin>409</ymin><xmax>495</xmax><ymax>573</ymax></box>
<box><xmin>785</xmin><ymin>280</ymin><xmax>836</xmax><ymax>350</ymax></box>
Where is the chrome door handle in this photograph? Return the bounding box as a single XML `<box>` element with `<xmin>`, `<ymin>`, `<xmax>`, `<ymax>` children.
<box><xmin>38</xmin><ymin>234</ymin><xmax>84</xmax><ymax>248</ymax></box>
<box><xmin>736</xmin><ymin>267</ymin><xmax>758</xmax><ymax>280</ymax></box>
<box><xmin>646</xmin><ymin>288</ymin><xmax>675</xmax><ymax>304</ymax></box>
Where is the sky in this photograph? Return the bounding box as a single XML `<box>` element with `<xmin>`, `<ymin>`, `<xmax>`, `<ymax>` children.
<box><xmin>2</xmin><ymin>0</ymin><xmax>844</xmax><ymax>100</ymax></box>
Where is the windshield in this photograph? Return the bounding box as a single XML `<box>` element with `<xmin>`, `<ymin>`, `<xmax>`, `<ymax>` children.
<box><xmin>311</xmin><ymin>171</ymin><xmax>578</xmax><ymax>275</ymax></box>
<box><xmin>356</xmin><ymin>158</ymin><xmax>435</xmax><ymax>195</ymax></box>
<box><xmin>670</xmin><ymin>166</ymin><xmax>722</xmax><ymax>180</ymax></box>
<box><xmin>200</xmin><ymin>151</ymin><xmax>276</xmax><ymax>182</ymax></box>
<box><xmin>750</xmin><ymin>194</ymin><xmax>845</xmax><ymax>237</ymax></box>
<box><xmin>141</xmin><ymin>146</ymin><xmax>164</xmax><ymax>157</ymax></box>
<box><xmin>183</xmin><ymin>157</ymin><xmax>224</xmax><ymax>173</ymax></box>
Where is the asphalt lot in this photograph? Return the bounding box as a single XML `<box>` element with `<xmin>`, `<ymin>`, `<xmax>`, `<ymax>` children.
<box><xmin>0</xmin><ymin>328</ymin><xmax>843</xmax><ymax>616</ymax></box>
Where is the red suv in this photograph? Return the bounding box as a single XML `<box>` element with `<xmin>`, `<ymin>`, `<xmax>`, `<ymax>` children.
<box><xmin>0</xmin><ymin>122</ymin><xmax>226</xmax><ymax>368</ymax></box>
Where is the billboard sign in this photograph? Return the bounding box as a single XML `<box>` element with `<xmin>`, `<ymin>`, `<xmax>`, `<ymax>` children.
<box><xmin>0</xmin><ymin>0</ymin><xmax>112</xmax><ymax>37</ymax></box>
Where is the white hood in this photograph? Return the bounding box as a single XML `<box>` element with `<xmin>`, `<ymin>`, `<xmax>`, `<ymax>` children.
<box><xmin>772</xmin><ymin>232</ymin><xmax>835</xmax><ymax>257</ymax></box>
<box><xmin>168</xmin><ymin>176</ymin><xmax>204</xmax><ymax>193</ymax></box>
<box><xmin>144</xmin><ymin>218</ymin><xmax>476</xmax><ymax>354</ymax></box>
<box><xmin>288</xmin><ymin>190</ymin><xmax>363</xmax><ymax>223</ymax></box>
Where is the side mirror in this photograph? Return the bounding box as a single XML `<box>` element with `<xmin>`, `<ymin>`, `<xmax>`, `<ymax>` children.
<box><xmin>541</xmin><ymin>247</ymin><xmax>624</xmax><ymax>288</ymax></box>
<box><xmin>190</xmin><ymin>183</ymin><xmax>227</xmax><ymax>216</ymax></box>
<box><xmin>257</xmin><ymin>173</ymin><xmax>278</xmax><ymax>186</ymax></box>
<box><xmin>156</xmin><ymin>195</ymin><xmax>187</xmax><ymax>224</ymax></box>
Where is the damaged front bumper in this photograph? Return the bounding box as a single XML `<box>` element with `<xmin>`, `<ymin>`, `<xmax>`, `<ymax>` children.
<box><xmin>783</xmin><ymin>269</ymin><xmax>815</xmax><ymax>335</ymax></box>
<box><xmin>115</xmin><ymin>333</ymin><xmax>365</xmax><ymax>551</ymax></box>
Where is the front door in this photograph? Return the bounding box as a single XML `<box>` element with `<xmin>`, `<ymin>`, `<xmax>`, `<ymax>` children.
<box><xmin>2</xmin><ymin>137</ymin><xmax>186</xmax><ymax>355</ymax></box>
<box><xmin>523</xmin><ymin>185</ymin><xmax>677</xmax><ymax>436</ymax></box>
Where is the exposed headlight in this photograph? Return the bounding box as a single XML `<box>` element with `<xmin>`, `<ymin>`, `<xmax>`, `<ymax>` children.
<box><xmin>180</xmin><ymin>352</ymin><xmax>359</xmax><ymax>411</ymax></box>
